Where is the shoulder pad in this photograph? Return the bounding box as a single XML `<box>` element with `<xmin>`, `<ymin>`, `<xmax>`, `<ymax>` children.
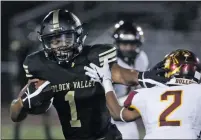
<box><xmin>23</xmin><ymin>50</ymin><xmax>45</xmax><ymax>79</ymax></box>
<box><xmin>87</xmin><ymin>44</ymin><xmax>117</xmax><ymax>67</ymax></box>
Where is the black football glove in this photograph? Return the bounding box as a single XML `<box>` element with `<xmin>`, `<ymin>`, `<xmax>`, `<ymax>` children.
<box><xmin>21</xmin><ymin>81</ymin><xmax>54</xmax><ymax>109</ymax></box>
<box><xmin>138</xmin><ymin>60</ymin><xmax>170</xmax><ymax>88</ymax></box>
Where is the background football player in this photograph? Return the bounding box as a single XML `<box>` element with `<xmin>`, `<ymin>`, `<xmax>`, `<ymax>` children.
<box><xmin>111</xmin><ymin>20</ymin><xmax>148</xmax><ymax>139</ymax></box>
<box><xmin>85</xmin><ymin>49</ymin><xmax>201</xmax><ymax>139</ymax></box>
<box><xmin>10</xmin><ymin>9</ymin><xmax>169</xmax><ymax>140</ymax></box>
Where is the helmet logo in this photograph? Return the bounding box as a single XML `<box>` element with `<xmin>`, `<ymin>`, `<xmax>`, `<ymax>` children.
<box><xmin>172</xmin><ymin>52</ymin><xmax>179</xmax><ymax>64</ymax></box>
<box><xmin>182</xmin><ymin>50</ymin><xmax>190</xmax><ymax>62</ymax></box>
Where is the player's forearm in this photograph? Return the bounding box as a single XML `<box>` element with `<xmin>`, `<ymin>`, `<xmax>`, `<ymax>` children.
<box><xmin>106</xmin><ymin>91</ymin><xmax>122</xmax><ymax>121</ymax></box>
<box><xmin>106</xmin><ymin>92</ymin><xmax>141</xmax><ymax>122</ymax></box>
<box><xmin>10</xmin><ymin>98</ymin><xmax>28</xmax><ymax>122</ymax></box>
<box><xmin>121</xmin><ymin>108</ymin><xmax>141</xmax><ymax>122</ymax></box>
<box><xmin>111</xmin><ymin>64</ymin><xmax>139</xmax><ymax>86</ymax></box>
<box><xmin>106</xmin><ymin>91</ymin><xmax>141</xmax><ymax>122</ymax></box>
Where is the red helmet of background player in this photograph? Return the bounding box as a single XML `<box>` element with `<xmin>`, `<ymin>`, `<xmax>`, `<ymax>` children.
<box><xmin>163</xmin><ymin>49</ymin><xmax>201</xmax><ymax>85</ymax></box>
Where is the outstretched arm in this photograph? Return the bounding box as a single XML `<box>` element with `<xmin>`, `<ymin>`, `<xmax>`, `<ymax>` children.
<box><xmin>111</xmin><ymin>63</ymin><xmax>139</xmax><ymax>86</ymax></box>
<box><xmin>85</xmin><ymin>59</ymin><xmax>141</xmax><ymax>122</ymax></box>
<box><xmin>111</xmin><ymin>61</ymin><xmax>169</xmax><ymax>88</ymax></box>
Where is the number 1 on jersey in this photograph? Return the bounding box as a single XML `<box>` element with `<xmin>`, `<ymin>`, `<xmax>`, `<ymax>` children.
<box><xmin>65</xmin><ymin>91</ymin><xmax>81</xmax><ymax>127</ymax></box>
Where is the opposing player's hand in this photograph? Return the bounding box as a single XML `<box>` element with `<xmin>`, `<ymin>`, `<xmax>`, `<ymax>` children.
<box><xmin>84</xmin><ymin>59</ymin><xmax>114</xmax><ymax>93</ymax></box>
<box><xmin>84</xmin><ymin>58</ymin><xmax>112</xmax><ymax>83</ymax></box>
<box><xmin>138</xmin><ymin>61</ymin><xmax>170</xmax><ymax>88</ymax></box>
<box><xmin>21</xmin><ymin>79</ymin><xmax>53</xmax><ymax>109</ymax></box>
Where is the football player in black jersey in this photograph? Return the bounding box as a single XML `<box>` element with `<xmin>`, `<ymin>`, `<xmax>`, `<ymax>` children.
<box><xmin>10</xmin><ymin>9</ymin><xmax>169</xmax><ymax>140</ymax></box>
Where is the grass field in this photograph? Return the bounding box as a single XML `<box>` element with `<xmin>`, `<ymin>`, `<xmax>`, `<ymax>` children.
<box><xmin>2</xmin><ymin>107</ymin><xmax>145</xmax><ymax>139</ymax></box>
<box><xmin>2</xmin><ymin>124</ymin><xmax>145</xmax><ymax>139</ymax></box>
<box><xmin>2</xmin><ymin>124</ymin><xmax>65</xmax><ymax>139</ymax></box>
<box><xmin>1</xmin><ymin>107</ymin><xmax>64</xmax><ymax>139</ymax></box>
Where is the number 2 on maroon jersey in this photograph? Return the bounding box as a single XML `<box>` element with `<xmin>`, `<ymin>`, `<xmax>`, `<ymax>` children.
<box><xmin>159</xmin><ymin>90</ymin><xmax>183</xmax><ymax>126</ymax></box>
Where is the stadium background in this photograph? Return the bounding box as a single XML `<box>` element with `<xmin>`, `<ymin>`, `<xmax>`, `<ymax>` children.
<box><xmin>1</xmin><ymin>1</ymin><xmax>201</xmax><ymax>139</ymax></box>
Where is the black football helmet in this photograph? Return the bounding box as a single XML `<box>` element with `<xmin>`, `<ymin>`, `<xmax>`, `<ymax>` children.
<box><xmin>112</xmin><ymin>20</ymin><xmax>144</xmax><ymax>63</ymax></box>
<box><xmin>38</xmin><ymin>9</ymin><xmax>87</xmax><ymax>64</ymax></box>
<box><xmin>160</xmin><ymin>49</ymin><xmax>201</xmax><ymax>85</ymax></box>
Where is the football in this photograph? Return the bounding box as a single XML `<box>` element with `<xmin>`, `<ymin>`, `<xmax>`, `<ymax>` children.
<box><xmin>27</xmin><ymin>99</ymin><xmax>53</xmax><ymax>115</ymax></box>
<box><xmin>18</xmin><ymin>79</ymin><xmax>53</xmax><ymax>115</ymax></box>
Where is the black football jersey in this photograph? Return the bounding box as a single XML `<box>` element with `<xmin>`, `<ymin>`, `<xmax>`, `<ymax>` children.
<box><xmin>23</xmin><ymin>44</ymin><xmax>117</xmax><ymax>139</ymax></box>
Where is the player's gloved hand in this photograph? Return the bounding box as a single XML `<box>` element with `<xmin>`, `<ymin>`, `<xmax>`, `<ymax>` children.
<box><xmin>84</xmin><ymin>58</ymin><xmax>114</xmax><ymax>94</ymax></box>
<box><xmin>21</xmin><ymin>79</ymin><xmax>53</xmax><ymax>109</ymax></box>
<box><xmin>138</xmin><ymin>60</ymin><xmax>170</xmax><ymax>88</ymax></box>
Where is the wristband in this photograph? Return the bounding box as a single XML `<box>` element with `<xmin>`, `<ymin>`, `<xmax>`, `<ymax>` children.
<box><xmin>103</xmin><ymin>79</ymin><xmax>114</xmax><ymax>94</ymax></box>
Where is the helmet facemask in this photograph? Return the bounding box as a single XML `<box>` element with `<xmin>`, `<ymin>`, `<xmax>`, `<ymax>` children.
<box><xmin>117</xmin><ymin>40</ymin><xmax>141</xmax><ymax>58</ymax></box>
<box><xmin>42</xmin><ymin>32</ymin><xmax>80</xmax><ymax>63</ymax></box>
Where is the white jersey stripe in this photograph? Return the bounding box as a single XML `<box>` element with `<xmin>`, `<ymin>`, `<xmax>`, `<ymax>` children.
<box><xmin>100</xmin><ymin>57</ymin><xmax>117</xmax><ymax>66</ymax></box>
<box><xmin>23</xmin><ymin>64</ymin><xmax>28</xmax><ymax>69</ymax></box>
<box><xmin>24</xmin><ymin>69</ymin><xmax>30</xmax><ymax>74</ymax></box>
<box><xmin>99</xmin><ymin>51</ymin><xmax>117</xmax><ymax>63</ymax></box>
<box><xmin>99</xmin><ymin>47</ymin><xmax>116</xmax><ymax>57</ymax></box>
<box><xmin>26</xmin><ymin>74</ymin><xmax>33</xmax><ymax>78</ymax></box>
